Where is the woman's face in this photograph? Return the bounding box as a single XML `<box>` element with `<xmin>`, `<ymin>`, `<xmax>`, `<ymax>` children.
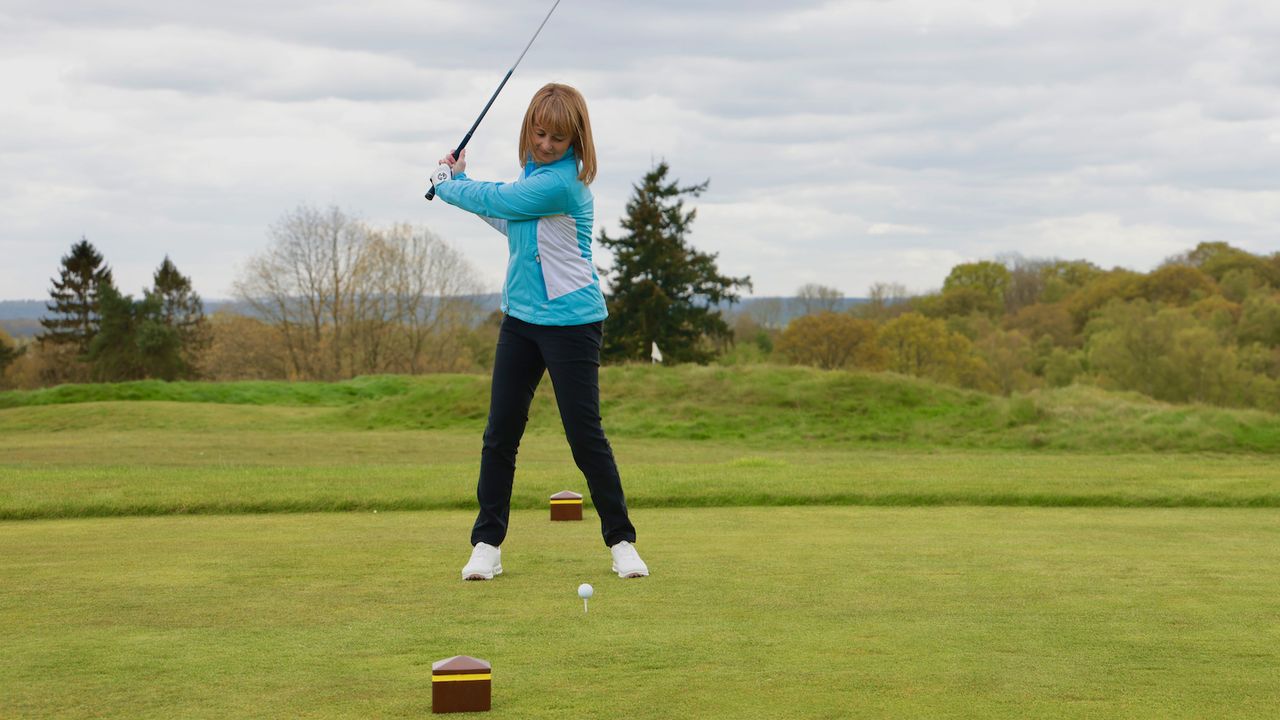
<box><xmin>531</xmin><ymin>123</ymin><xmax>572</xmax><ymax>164</ymax></box>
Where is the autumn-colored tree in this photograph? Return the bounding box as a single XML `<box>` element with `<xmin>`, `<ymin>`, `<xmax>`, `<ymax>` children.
<box><xmin>1218</xmin><ymin>268</ymin><xmax>1267</xmax><ymax>303</ymax></box>
<box><xmin>1169</xmin><ymin>241</ymin><xmax>1279</xmax><ymax>286</ymax></box>
<box><xmin>1140</xmin><ymin>264</ymin><xmax>1218</xmax><ymax>306</ymax></box>
<box><xmin>1086</xmin><ymin>301</ymin><xmax>1241</xmax><ymax>404</ymax></box>
<box><xmin>1239</xmin><ymin>343</ymin><xmax>1280</xmax><ymax>381</ymax></box>
<box><xmin>0</xmin><ymin>327</ymin><xmax>18</xmax><ymax>372</ymax></box>
<box><xmin>776</xmin><ymin>312</ymin><xmax>883</xmax><ymax>370</ymax></box>
<box><xmin>973</xmin><ymin>328</ymin><xmax>1036</xmax><ymax>395</ymax></box>
<box><xmin>1189</xmin><ymin>295</ymin><xmax>1242</xmax><ymax>342</ymax></box>
<box><xmin>1039</xmin><ymin>259</ymin><xmax>1103</xmax><ymax>303</ymax></box>
<box><xmin>878</xmin><ymin>312</ymin><xmax>990</xmax><ymax>388</ymax></box>
<box><xmin>936</xmin><ymin>286</ymin><xmax>1003</xmax><ymax>319</ymax></box>
<box><xmin>1169</xmin><ymin>325</ymin><xmax>1242</xmax><ymax>405</ymax></box>
<box><xmin>1066</xmin><ymin>269</ymin><xmax>1143</xmax><ymax>331</ymax></box>
<box><xmin>730</xmin><ymin>311</ymin><xmax>775</xmax><ymax>356</ymax></box>
<box><xmin>198</xmin><ymin>311</ymin><xmax>292</xmax><ymax>381</ymax></box>
<box><xmin>1004</xmin><ymin>302</ymin><xmax>1078</xmax><ymax>347</ymax></box>
<box><xmin>1042</xmin><ymin>347</ymin><xmax>1085</xmax><ymax>388</ymax></box>
<box><xmin>1238</xmin><ymin>293</ymin><xmax>1280</xmax><ymax>347</ymax></box>
<box><xmin>943</xmin><ymin>261</ymin><xmax>1010</xmax><ymax>309</ymax></box>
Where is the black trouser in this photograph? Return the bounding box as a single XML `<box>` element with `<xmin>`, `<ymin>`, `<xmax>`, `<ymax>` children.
<box><xmin>471</xmin><ymin>315</ymin><xmax>637</xmax><ymax>548</ymax></box>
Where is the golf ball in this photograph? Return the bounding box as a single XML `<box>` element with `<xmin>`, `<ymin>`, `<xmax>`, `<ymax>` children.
<box><xmin>577</xmin><ymin>583</ymin><xmax>594</xmax><ymax>599</ymax></box>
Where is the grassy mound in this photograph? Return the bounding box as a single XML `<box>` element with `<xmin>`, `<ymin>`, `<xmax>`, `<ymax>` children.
<box><xmin>2</xmin><ymin>365</ymin><xmax>1278</xmax><ymax>452</ymax></box>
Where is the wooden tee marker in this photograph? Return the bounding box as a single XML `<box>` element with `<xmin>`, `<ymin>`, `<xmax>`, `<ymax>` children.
<box><xmin>432</xmin><ymin>655</ymin><xmax>491</xmax><ymax>714</ymax></box>
<box><xmin>549</xmin><ymin>490</ymin><xmax>583</xmax><ymax>521</ymax></box>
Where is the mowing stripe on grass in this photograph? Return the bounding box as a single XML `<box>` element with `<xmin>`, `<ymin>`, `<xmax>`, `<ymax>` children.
<box><xmin>4</xmin><ymin>491</ymin><xmax>1280</xmax><ymax>522</ymax></box>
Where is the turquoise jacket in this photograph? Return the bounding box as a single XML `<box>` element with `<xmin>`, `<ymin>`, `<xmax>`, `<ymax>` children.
<box><xmin>434</xmin><ymin>149</ymin><xmax>608</xmax><ymax>326</ymax></box>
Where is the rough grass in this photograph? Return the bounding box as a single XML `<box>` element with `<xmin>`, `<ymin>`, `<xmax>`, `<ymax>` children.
<box><xmin>2</xmin><ymin>365</ymin><xmax>1278</xmax><ymax>452</ymax></box>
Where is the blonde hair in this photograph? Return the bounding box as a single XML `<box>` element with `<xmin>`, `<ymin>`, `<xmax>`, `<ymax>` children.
<box><xmin>518</xmin><ymin>83</ymin><xmax>597</xmax><ymax>185</ymax></box>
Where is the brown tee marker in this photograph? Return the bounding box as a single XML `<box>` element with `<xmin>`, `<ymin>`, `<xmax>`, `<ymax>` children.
<box><xmin>432</xmin><ymin>655</ymin><xmax>491</xmax><ymax>714</ymax></box>
<box><xmin>549</xmin><ymin>490</ymin><xmax>583</xmax><ymax>521</ymax></box>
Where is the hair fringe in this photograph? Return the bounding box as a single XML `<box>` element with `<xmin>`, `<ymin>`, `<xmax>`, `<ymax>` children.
<box><xmin>518</xmin><ymin>83</ymin><xmax>597</xmax><ymax>185</ymax></box>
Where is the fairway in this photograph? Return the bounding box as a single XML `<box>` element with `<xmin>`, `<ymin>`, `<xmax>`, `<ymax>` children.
<box><xmin>3</xmin><ymin>429</ymin><xmax>1280</xmax><ymax>520</ymax></box>
<box><xmin>3</xmin><ymin>507</ymin><xmax>1279</xmax><ymax>718</ymax></box>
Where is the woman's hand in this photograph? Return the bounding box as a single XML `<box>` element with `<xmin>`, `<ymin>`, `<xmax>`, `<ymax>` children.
<box><xmin>439</xmin><ymin>149</ymin><xmax>467</xmax><ymax>175</ymax></box>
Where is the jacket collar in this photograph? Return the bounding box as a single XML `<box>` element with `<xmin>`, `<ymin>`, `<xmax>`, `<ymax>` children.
<box><xmin>527</xmin><ymin>147</ymin><xmax>577</xmax><ymax>170</ymax></box>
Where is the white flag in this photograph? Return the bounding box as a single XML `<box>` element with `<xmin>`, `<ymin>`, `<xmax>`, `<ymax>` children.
<box><xmin>650</xmin><ymin>342</ymin><xmax>663</xmax><ymax>364</ymax></box>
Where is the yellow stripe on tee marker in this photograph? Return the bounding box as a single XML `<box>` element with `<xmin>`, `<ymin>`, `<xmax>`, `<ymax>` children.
<box><xmin>432</xmin><ymin>673</ymin><xmax>492</xmax><ymax>683</ymax></box>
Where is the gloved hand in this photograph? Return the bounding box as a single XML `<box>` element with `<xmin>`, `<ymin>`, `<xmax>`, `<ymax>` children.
<box><xmin>429</xmin><ymin>163</ymin><xmax>452</xmax><ymax>189</ymax></box>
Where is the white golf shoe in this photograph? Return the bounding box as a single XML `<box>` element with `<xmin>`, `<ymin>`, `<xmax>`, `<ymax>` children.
<box><xmin>610</xmin><ymin>541</ymin><xmax>649</xmax><ymax>578</ymax></box>
<box><xmin>461</xmin><ymin>542</ymin><xmax>502</xmax><ymax>581</ymax></box>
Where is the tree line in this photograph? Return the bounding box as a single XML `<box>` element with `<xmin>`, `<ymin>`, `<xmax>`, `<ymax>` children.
<box><xmin>750</xmin><ymin>244</ymin><xmax>1280</xmax><ymax>411</ymax></box>
<box><xmin>2</xmin><ymin>209</ymin><xmax>490</xmax><ymax>386</ymax></box>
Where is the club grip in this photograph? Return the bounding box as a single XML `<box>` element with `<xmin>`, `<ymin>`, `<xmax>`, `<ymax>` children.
<box><xmin>424</xmin><ymin>186</ymin><xmax>437</xmax><ymax>200</ymax></box>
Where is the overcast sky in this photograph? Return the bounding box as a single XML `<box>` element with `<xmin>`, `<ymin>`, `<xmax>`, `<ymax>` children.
<box><xmin>3</xmin><ymin>0</ymin><xmax>1278</xmax><ymax>301</ymax></box>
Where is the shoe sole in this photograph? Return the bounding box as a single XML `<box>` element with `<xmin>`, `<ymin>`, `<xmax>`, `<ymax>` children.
<box><xmin>462</xmin><ymin>565</ymin><xmax>503</xmax><ymax>581</ymax></box>
<box><xmin>613</xmin><ymin>565</ymin><xmax>648</xmax><ymax>579</ymax></box>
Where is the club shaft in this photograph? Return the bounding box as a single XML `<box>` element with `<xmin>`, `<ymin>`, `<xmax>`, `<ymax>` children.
<box><xmin>425</xmin><ymin>0</ymin><xmax>562</xmax><ymax>200</ymax></box>
<box><xmin>452</xmin><ymin>68</ymin><xmax>514</xmax><ymax>161</ymax></box>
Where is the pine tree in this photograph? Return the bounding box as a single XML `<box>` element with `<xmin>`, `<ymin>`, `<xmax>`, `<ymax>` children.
<box><xmin>598</xmin><ymin>162</ymin><xmax>751</xmax><ymax>364</ymax></box>
<box><xmin>147</xmin><ymin>256</ymin><xmax>204</xmax><ymax>329</ymax></box>
<box><xmin>87</xmin><ymin>258</ymin><xmax>206</xmax><ymax>381</ymax></box>
<box><xmin>86</xmin><ymin>284</ymin><xmax>149</xmax><ymax>381</ymax></box>
<box><xmin>39</xmin><ymin>237</ymin><xmax>115</xmax><ymax>354</ymax></box>
<box><xmin>145</xmin><ymin>255</ymin><xmax>208</xmax><ymax>376</ymax></box>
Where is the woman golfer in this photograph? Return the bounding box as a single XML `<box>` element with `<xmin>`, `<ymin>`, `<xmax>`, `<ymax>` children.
<box><xmin>430</xmin><ymin>83</ymin><xmax>648</xmax><ymax>581</ymax></box>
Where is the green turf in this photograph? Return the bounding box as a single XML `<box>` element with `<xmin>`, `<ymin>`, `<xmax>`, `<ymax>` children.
<box><xmin>2</xmin><ymin>507</ymin><xmax>1278</xmax><ymax>719</ymax></box>
<box><xmin>2</xmin><ymin>429</ymin><xmax>1280</xmax><ymax>520</ymax></box>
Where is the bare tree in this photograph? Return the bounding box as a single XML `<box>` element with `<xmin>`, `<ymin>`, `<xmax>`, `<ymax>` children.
<box><xmin>999</xmin><ymin>253</ymin><xmax>1054</xmax><ymax>314</ymax></box>
<box><xmin>858</xmin><ymin>282</ymin><xmax>912</xmax><ymax>321</ymax></box>
<box><xmin>747</xmin><ymin>297</ymin><xmax>786</xmax><ymax>329</ymax></box>
<box><xmin>793</xmin><ymin>283</ymin><xmax>844</xmax><ymax>317</ymax></box>
<box><xmin>375</xmin><ymin>223</ymin><xmax>483</xmax><ymax>373</ymax></box>
<box><xmin>234</xmin><ymin>206</ymin><xmax>486</xmax><ymax>379</ymax></box>
<box><xmin>234</xmin><ymin>205</ymin><xmax>365</xmax><ymax>379</ymax></box>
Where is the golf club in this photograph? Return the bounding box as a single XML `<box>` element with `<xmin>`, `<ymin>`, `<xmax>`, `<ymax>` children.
<box><xmin>425</xmin><ymin>0</ymin><xmax>562</xmax><ymax>200</ymax></box>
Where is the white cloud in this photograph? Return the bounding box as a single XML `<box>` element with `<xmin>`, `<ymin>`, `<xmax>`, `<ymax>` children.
<box><xmin>868</xmin><ymin>224</ymin><xmax>929</xmax><ymax>236</ymax></box>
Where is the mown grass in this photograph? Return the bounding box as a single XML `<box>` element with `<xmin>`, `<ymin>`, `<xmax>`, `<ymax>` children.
<box><xmin>2</xmin><ymin>365</ymin><xmax>1279</xmax><ymax>452</ymax></box>
<box><xmin>3</xmin><ymin>507</ymin><xmax>1278</xmax><ymax>719</ymax></box>
<box><xmin>2</xmin><ymin>430</ymin><xmax>1280</xmax><ymax>520</ymax></box>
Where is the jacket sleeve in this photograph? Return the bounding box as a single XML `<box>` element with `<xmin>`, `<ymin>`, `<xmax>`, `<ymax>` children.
<box><xmin>435</xmin><ymin>169</ymin><xmax>567</xmax><ymax>221</ymax></box>
<box><xmin>442</xmin><ymin>173</ymin><xmax>508</xmax><ymax>234</ymax></box>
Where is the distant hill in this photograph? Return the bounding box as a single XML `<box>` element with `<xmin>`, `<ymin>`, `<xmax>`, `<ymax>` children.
<box><xmin>0</xmin><ymin>300</ymin><xmax>45</xmax><ymax>321</ymax></box>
